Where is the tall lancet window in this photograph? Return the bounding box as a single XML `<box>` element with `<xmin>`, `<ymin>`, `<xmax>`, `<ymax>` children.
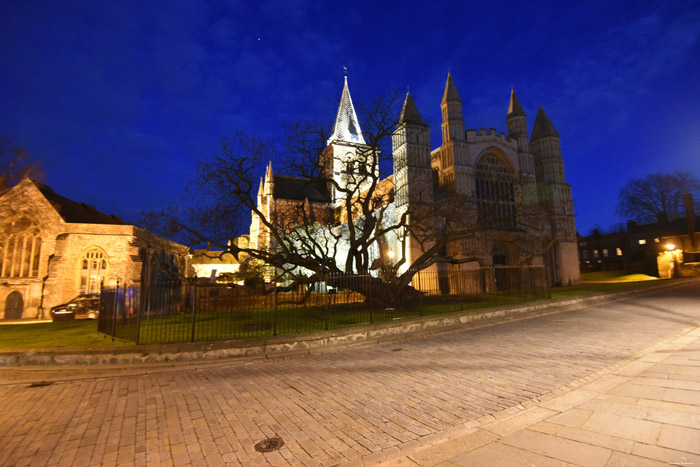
<box><xmin>475</xmin><ymin>153</ymin><xmax>516</xmax><ymax>228</ymax></box>
<box><xmin>79</xmin><ymin>248</ymin><xmax>108</xmax><ymax>294</ymax></box>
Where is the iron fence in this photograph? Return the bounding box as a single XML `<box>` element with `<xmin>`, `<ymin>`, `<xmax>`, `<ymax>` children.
<box><xmin>98</xmin><ymin>266</ymin><xmax>549</xmax><ymax>344</ymax></box>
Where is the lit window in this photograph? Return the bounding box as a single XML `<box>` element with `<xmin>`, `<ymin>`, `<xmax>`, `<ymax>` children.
<box><xmin>79</xmin><ymin>248</ymin><xmax>108</xmax><ymax>294</ymax></box>
<box><xmin>0</xmin><ymin>219</ymin><xmax>42</xmax><ymax>278</ymax></box>
<box><xmin>474</xmin><ymin>153</ymin><xmax>516</xmax><ymax>228</ymax></box>
<box><xmin>593</xmin><ymin>250</ymin><xmax>599</xmax><ymax>258</ymax></box>
<box><xmin>639</xmin><ymin>239</ymin><xmax>646</xmax><ymax>245</ymax></box>
<box><xmin>655</xmin><ymin>238</ymin><xmax>660</xmax><ymax>243</ymax></box>
<box><xmin>603</xmin><ymin>249</ymin><xmax>608</xmax><ymax>257</ymax></box>
<box><xmin>616</xmin><ymin>248</ymin><xmax>622</xmax><ymax>256</ymax></box>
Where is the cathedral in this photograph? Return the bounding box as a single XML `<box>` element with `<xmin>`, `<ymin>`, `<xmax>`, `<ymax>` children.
<box><xmin>249</xmin><ymin>74</ymin><xmax>580</xmax><ymax>286</ymax></box>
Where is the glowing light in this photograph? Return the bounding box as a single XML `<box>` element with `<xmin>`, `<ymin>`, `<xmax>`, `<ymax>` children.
<box><xmin>666</xmin><ymin>244</ymin><xmax>675</xmax><ymax>250</ymax></box>
<box><xmin>387</xmin><ymin>250</ymin><xmax>395</xmax><ymax>259</ymax></box>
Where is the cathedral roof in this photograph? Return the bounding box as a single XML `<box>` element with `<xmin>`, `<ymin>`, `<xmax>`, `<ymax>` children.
<box><xmin>530</xmin><ymin>107</ymin><xmax>560</xmax><ymax>141</ymax></box>
<box><xmin>442</xmin><ymin>73</ymin><xmax>462</xmax><ymax>103</ymax></box>
<box><xmin>31</xmin><ymin>180</ymin><xmax>128</xmax><ymax>225</ymax></box>
<box><xmin>272</xmin><ymin>175</ymin><xmax>331</xmax><ymax>203</ymax></box>
<box><xmin>398</xmin><ymin>92</ymin><xmax>426</xmax><ymax>126</ymax></box>
<box><xmin>507</xmin><ymin>89</ymin><xmax>526</xmax><ymax>117</ymax></box>
<box><xmin>327</xmin><ymin>76</ymin><xmax>366</xmax><ymax>145</ymax></box>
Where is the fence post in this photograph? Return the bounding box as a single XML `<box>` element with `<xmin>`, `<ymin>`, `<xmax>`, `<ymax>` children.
<box><xmin>111</xmin><ymin>280</ymin><xmax>119</xmax><ymax>338</ymax></box>
<box><xmin>324</xmin><ymin>275</ymin><xmax>329</xmax><ymax>331</ymax></box>
<box><xmin>190</xmin><ymin>283</ymin><xmax>197</xmax><ymax>343</ymax></box>
<box><xmin>493</xmin><ymin>267</ymin><xmax>498</xmax><ymax>305</ymax></box>
<box><xmin>369</xmin><ymin>275</ymin><xmax>373</xmax><ymax>324</ymax></box>
<box><xmin>135</xmin><ymin>284</ymin><xmax>141</xmax><ymax>345</ymax></box>
<box><xmin>417</xmin><ymin>270</ymin><xmax>422</xmax><ymax>317</ymax></box>
<box><xmin>273</xmin><ymin>276</ymin><xmax>278</xmax><ymax>336</ymax></box>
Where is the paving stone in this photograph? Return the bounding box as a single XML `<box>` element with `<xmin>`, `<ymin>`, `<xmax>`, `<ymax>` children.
<box><xmin>500</xmin><ymin>429</ymin><xmax>612</xmax><ymax>466</ymax></box>
<box><xmin>604</xmin><ymin>451</ymin><xmax>663</xmax><ymax>466</ymax></box>
<box><xmin>581</xmin><ymin>412</ymin><xmax>663</xmax><ymax>444</ymax></box>
<box><xmin>449</xmin><ymin>442</ymin><xmax>572</xmax><ymax>467</ymax></box>
<box><xmin>556</xmin><ymin>427</ymin><xmax>634</xmax><ymax>453</ymax></box>
<box><xmin>657</xmin><ymin>424</ymin><xmax>700</xmax><ymax>454</ymax></box>
<box><xmin>482</xmin><ymin>407</ymin><xmax>557</xmax><ymax>437</ymax></box>
<box><xmin>407</xmin><ymin>429</ymin><xmax>497</xmax><ymax>466</ymax></box>
<box><xmin>663</xmin><ymin>388</ymin><xmax>700</xmax><ymax>405</ymax></box>
<box><xmin>546</xmin><ymin>408</ymin><xmax>594</xmax><ymax>428</ymax></box>
<box><xmin>630</xmin><ymin>442</ymin><xmax>700</xmax><ymax>465</ymax></box>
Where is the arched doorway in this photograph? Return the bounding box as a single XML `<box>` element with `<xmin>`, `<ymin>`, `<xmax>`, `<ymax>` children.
<box><xmin>4</xmin><ymin>291</ymin><xmax>23</xmax><ymax>319</ymax></box>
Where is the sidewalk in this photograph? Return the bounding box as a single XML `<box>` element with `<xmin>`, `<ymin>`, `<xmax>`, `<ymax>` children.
<box><xmin>380</xmin><ymin>326</ymin><xmax>700</xmax><ymax>466</ymax></box>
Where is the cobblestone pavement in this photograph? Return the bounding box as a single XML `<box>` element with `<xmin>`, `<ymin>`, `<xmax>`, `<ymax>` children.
<box><xmin>0</xmin><ymin>284</ymin><xmax>698</xmax><ymax>466</ymax></box>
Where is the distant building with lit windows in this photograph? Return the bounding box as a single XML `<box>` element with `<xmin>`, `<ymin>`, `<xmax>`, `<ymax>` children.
<box><xmin>0</xmin><ymin>178</ymin><xmax>188</xmax><ymax>319</ymax></box>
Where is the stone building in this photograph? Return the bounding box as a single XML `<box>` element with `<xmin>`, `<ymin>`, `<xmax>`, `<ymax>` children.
<box><xmin>250</xmin><ymin>74</ymin><xmax>580</xmax><ymax>286</ymax></box>
<box><xmin>0</xmin><ymin>178</ymin><xmax>188</xmax><ymax>319</ymax></box>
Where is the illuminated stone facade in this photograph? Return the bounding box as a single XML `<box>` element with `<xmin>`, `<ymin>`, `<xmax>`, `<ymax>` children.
<box><xmin>0</xmin><ymin>178</ymin><xmax>188</xmax><ymax>319</ymax></box>
<box><xmin>250</xmin><ymin>74</ymin><xmax>580</xmax><ymax>286</ymax></box>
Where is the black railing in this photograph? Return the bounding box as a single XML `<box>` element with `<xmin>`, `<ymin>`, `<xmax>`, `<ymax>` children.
<box><xmin>98</xmin><ymin>266</ymin><xmax>549</xmax><ymax>344</ymax></box>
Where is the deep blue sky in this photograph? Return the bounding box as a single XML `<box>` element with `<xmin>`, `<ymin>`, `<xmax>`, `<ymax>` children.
<box><xmin>2</xmin><ymin>0</ymin><xmax>699</xmax><ymax>236</ymax></box>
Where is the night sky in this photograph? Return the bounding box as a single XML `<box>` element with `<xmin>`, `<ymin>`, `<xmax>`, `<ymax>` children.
<box><xmin>2</xmin><ymin>0</ymin><xmax>699</xmax><ymax>238</ymax></box>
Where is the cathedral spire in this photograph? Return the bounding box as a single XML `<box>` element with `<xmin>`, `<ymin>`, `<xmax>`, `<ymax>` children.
<box><xmin>327</xmin><ymin>76</ymin><xmax>365</xmax><ymax>145</ymax></box>
<box><xmin>507</xmin><ymin>89</ymin><xmax>526</xmax><ymax>117</ymax></box>
<box><xmin>442</xmin><ymin>72</ymin><xmax>462</xmax><ymax>103</ymax></box>
<box><xmin>530</xmin><ymin>107</ymin><xmax>560</xmax><ymax>142</ymax></box>
<box><xmin>398</xmin><ymin>92</ymin><xmax>426</xmax><ymax>126</ymax></box>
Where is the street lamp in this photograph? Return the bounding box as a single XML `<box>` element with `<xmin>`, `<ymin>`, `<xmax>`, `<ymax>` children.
<box><xmin>665</xmin><ymin>244</ymin><xmax>675</xmax><ymax>251</ymax></box>
<box><xmin>387</xmin><ymin>250</ymin><xmax>395</xmax><ymax>260</ymax></box>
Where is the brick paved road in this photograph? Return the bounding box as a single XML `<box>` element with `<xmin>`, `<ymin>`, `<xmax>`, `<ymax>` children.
<box><xmin>0</xmin><ymin>284</ymin><xmax>698</xmax><ymax>466</ymax></box>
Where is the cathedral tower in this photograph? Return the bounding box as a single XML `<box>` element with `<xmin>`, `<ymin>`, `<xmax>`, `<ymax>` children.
<box><xmin>530</xmin><ymin>108</ymin><xmax>579</xmax><ymax>285</ymax></box>
<box><xmin>506</xmin><ymin>89</ymin><xmax>536</xmax><ymax>201</ymax></box>
<box><xmin>392</xmin><ymin>93</ymin><xmax>434</xmax><ymax>270</ymax></box>
<box><xmin>321</xmin><ymin>76</ymin><xmax>375</xmax><ymax>206</ymax></box>
<box><xmin>437</xmin><ymin>73</ymin><xmax>471</xmax><ymax>196</ymax></box>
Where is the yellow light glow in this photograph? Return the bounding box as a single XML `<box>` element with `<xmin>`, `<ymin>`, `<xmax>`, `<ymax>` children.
<box><xmin>387</xmin><ymin>250</ymin><xmax>395</xmax><ymax>259</ymax></box>
<box><xmin>666</xmin><ymin>244</ymin><xmax>675</xmax><ymax>250</ymax></box>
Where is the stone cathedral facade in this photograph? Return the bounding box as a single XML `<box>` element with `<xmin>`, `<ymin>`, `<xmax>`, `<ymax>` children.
<box><xmin>250</xmin><ymin>74</ymin><xmax>580</xmax><ymax>286</ymax></box>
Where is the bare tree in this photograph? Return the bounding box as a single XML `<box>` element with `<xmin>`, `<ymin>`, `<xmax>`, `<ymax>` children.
<box><xmin>145</xmin><ymin>90</ymin><xmax>556</xmax><ymax>299</ymax></box>
<box><xmin>0</xmin><ymin>139</ymin><xmax>45</xmax><ymax>192</ymax></box>
<box><xmin>616</xmin><ymin>171</ymin><xmax>700</xmax><ymax>223</ymax></box>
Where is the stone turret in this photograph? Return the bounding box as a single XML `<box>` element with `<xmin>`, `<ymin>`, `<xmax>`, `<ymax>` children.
<box><xmin>506</xmin><ymin>89</ymin><xmax>529</xmax><ymax>154</ymax></box>
<box><xmin>441</xmin><ymin>73</ymin><xmax>465</xmax><ymax>143</ymax></box>
<box><xmin>437</xmin><ymin>73</ymin><xmax>471</xmax><ymax>195</ymax></box>
<box><xmin>392</xmin><ymin>92</ymin><xmax>434</xmax><ymax>271</ymax></box>
<box><xmin>530</xmin><ymin>107</ymin><xmax>579</xmax><ymax>285</ymax></box>
<box><xmin>393</xmin><ymin>92</ymin><xmax>432</xmax><ymax>209</ymax></box>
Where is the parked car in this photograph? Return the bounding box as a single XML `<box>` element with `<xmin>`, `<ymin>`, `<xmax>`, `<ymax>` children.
<box><xmin>50</xmin><ymin>294</ymin><xmax>100</xmax><ymax>321</ymax></box>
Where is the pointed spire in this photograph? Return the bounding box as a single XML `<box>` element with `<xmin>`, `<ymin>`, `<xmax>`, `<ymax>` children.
<box><xmin>530</xmin><ymin>107</ymin><xmax>560</xmax><ymax>141</ymax></box>
<box><xmin>442</xmin><ymin>72</ymin><xmax>461</xmax><ymax>103</ymax></box>
<box><xmin>398</xmin><ymin>92</ymin><xmax>426</xmax><ymax>126</ymax></box>
<box><xmin>327</xmin><ymin>76</ymin><xmax>366</xmax><ymax>145</ymax></box>
<box><xmin>265</xmin><ymin>161</ymin><xmax>273</xmax><ymax>181</ymax></box>
<box><xmin>508</xmin><ymin>89</ymin><xmax>526</xmax><ymax>117</ymax></box>
<box><xmin>258</xmin><ymin>177</ymin><xmax>264</xmax><ymax>197</ymax></box>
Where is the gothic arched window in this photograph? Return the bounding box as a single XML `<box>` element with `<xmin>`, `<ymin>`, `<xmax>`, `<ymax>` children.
<box><xmin>0</xmin><ymin>218</ymin><xmax>42</xmax><ymax>278</ymax></box>
<box><xmin>79</xmin><ymin>248</ymin><xmax>108</xmax><ymax>294</ymax></box>
<box><xmin>474</xmin><ymin>153</ymin><xmax>516</xmax><ymax>228</ymax></box>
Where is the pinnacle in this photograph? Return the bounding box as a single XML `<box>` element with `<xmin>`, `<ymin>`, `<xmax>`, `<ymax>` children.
<box><xmin>507</xmin><ymin>89</ymin><xmax>526</xmax><ymax>117</ymax></box>
<box><xmin>442</xmin><ymin>73</ymin><xmax>461</xmax><ymax>103</ymax></box>
<box><xmin>398</xmin><ymin>92</ymin><xmax>426</xmax><ymax>126</ymax></box>
<box><xmin>530</xmin><ymin>107</ymin><xmax>560</xmax><ymax>141</ymax></box>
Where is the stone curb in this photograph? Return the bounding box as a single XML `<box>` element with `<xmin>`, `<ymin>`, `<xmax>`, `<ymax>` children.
<box><xmin>0</xmin><ymin>278</ymin><xmax>695</xmax><ymax>366</ymax></box>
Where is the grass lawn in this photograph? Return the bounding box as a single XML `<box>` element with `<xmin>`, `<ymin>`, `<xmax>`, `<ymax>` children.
<box><xmin>581</xmin><ymin>270</ymin><xmax>659</xmax><ymax>282</ymax></box>
<box><xmin>0</xmin><ymin>278</ymin><xmax>671</xmax><ymax>349</ymax></box>
<box><xmin>0</xmin><ymin>320</ymin><xmax>134</xmax><ymax>350</ymax></box>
